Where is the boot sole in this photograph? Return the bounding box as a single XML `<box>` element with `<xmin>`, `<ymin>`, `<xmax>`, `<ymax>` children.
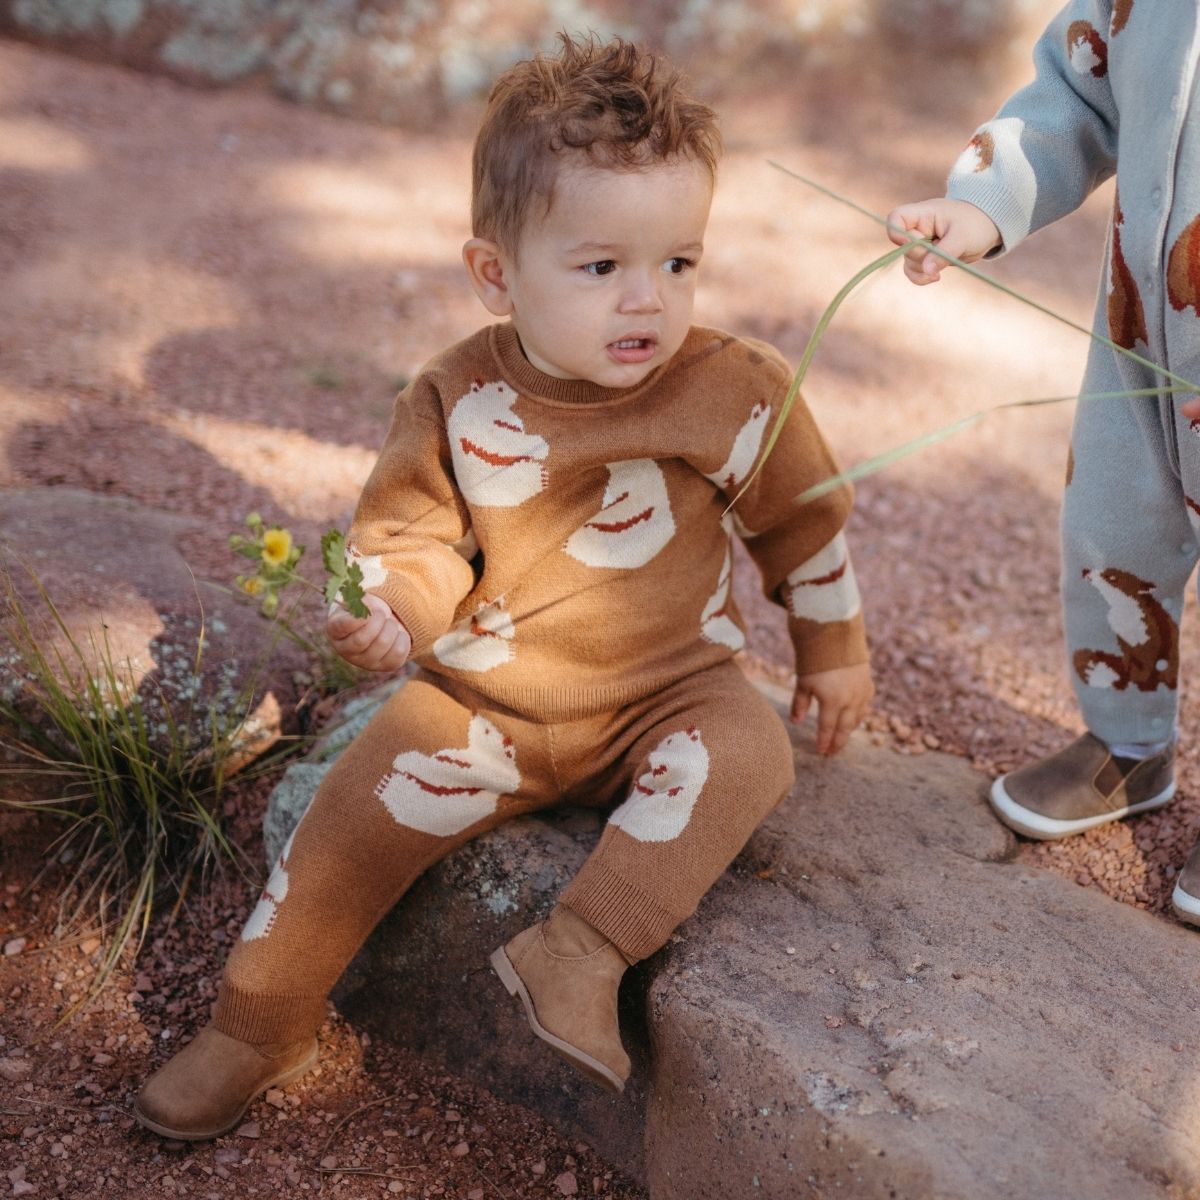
<box><xmin>132</xmin><ymin>1040</ymin><xmax>319</xmax><ymax>1142</ymax></box>
<box><xmin>989</xmin><ymin>776</ymin><xmax>1175</xmax><ymax>841</ymax></box>
<box><xmin>489</xmin><ymin>946</ymin><xmax>625</xmax><ymax>1095</ymax></box>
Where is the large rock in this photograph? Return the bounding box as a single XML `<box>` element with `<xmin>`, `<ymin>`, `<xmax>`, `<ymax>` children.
<box><xmin>0</xmin><ymin>486</ymin><xmax>308</xmax><ymax>765</ymax></box>
<box><xmin>643</xmin><ymin>728</ymin><xmax>1200</xmax><ymax>1198</ymax></box>
<box><xmin>265</xmin><ymin>678</ymin><xmax>1200</xmax><ymax>1198</ymax></box>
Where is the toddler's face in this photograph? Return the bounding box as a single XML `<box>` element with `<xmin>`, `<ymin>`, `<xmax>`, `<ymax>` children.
<box><xmin>498</xmin><ymin>157</ymin><xmax>712</xmax><ymax>388</ymax></box>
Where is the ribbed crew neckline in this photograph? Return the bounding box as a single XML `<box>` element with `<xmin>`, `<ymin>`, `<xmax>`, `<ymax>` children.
<box><xmin>490</xmin><ymin>321</ymin><xmax>670</xmax><ymax>408</ymax></box>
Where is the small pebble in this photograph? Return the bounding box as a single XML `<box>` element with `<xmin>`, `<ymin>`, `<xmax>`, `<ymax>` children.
<box><xmin>555</xmin><ymin>1172</ymin><xmax>579</xmax><ymax>1196</ymax></box>
<box><xmin>0</xmin><ymin>1059</ymin><xmax>32</xmax><ymax>1082</ymax></box>
<box><xmin>451</xmin><ymin>1141</ymin><xmax>469</xmax><ymax>1157</ymax></box>
<box><xmin>4</xmin><ymin>938</ymin><xmax>27</xmax><ymax>957</ymax></box>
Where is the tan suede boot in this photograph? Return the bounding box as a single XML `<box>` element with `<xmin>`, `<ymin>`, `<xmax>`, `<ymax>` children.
<box><xmin>490</xmin><ymin>905</ymin><xmax>631</xmax><ymax>1094</ymax></box>
<box><xmin>134</xmin><ymin>1025</ymin><xmax>318</xmax><ymax>1141</ymax></box>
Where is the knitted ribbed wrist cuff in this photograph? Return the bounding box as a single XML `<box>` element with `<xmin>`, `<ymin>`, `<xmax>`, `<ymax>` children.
<box><xmin>559</xmin><ymin>863</ymin><xmax>684</xmax><ymax>963</ymax></box>
<box><xmin>212</xmin><ymin>986</ymin><xmax>328</xmax><ymax>1046</ymax></box>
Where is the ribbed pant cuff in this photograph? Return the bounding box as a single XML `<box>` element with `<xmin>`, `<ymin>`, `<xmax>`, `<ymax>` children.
<box><xmin>560</xmin><ymin>863</ymin><xmax>683</xmax><ymax>962</ymax></box>
<box><xmin>212</xmin><ymin>986</ymin><xmax>327</xmax><ymax>1045</ymax></box>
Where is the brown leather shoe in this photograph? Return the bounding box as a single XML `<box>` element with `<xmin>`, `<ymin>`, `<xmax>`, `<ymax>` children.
<box><xmin>990</xmin><ymin>732</ymin><xmax>1175</xmax><ymax>840</ymax></box>
<box><xmin>134</xmin><ymin>1025</ymin><xmax>318</xmax><ymax>1141</ymax></box>
<box><xmin>1172</xmin><ymin>840</ymin><xmax>1200</xmax><ymax>927</ymax></box>
<box><xmin>490</xmin><ymin>906</ymin><xmax>631</xmax><ymax>1094</ymax></box>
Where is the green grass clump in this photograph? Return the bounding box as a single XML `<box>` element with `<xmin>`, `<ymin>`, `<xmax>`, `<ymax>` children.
<box><xmin>0</xmin><ymin>568</ymin><xmax>267</xmax><ymax>1012</ymax></box>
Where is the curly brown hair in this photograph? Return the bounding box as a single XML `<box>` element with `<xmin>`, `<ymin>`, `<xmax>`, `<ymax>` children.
<box><xmin>471</xmin><ymin>33</ymin><xmax>721</xmax><ymax>253</ymax></box>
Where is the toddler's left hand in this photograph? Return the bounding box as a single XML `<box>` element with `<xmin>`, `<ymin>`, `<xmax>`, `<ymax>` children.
<box><xmin>791</xmin><ymin>662</ymin><xmax>875</xmax><ymax>756</ymax></box>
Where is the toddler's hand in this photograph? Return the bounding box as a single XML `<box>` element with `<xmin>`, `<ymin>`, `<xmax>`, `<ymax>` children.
<box><xmin>886</xmin><ymin>198</ymin><xmax>1001</xmax><ymax>286</ymax></box>
<box><xmin>327</xmin><ymin>592</ymin><xmax>411</xmax><ymax>672</ymax></box>
<box><xmin>1181</xmin><ymin>396</ymin><xmax>1200</xmax><ymax>421</ymax></box>
<box><xmin>791</xmin><ymin>662</ymin><xmax>875</xmax><ymax>756</ymax></box>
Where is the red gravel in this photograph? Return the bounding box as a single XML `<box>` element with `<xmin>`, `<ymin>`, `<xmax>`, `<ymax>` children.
<box><xmin>3</xmin><ymin>31</ymin><xmax>1199</xmax><ymax>1199</ymax></box>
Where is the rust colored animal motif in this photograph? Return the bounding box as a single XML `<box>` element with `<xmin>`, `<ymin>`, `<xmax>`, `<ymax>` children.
<box><xmin>1108</xmin><ymin>195</ymin><xmax>1148</xmax><ymax>348</ymax></box>
<box><xmin>1110</xmin><ymin>0</ymin><xmax>1134</xmax><ymax>37</ymax></box>
<box><xmin>1168</xmin><ymin>212</ymin><xmax>1200</xmax><ymax>316</ymax></box>
<box><xmin>1073</xmin><ymin>567</ymin><xmax>1178</xmax><ymax>692</ymax></box>
<box><xmin>1066</xmin><ymin>20</ymin><xmax>1108</xmax><ymax>76</ymax></box>
<box><xmin>963</xmin><ymin>131</ymin><xmax>994</xmax><ymax>173</ymax></box>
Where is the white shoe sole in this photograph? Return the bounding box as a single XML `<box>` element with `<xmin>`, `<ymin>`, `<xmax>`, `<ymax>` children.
<box><xmin>989</xmin><ymin>775</ymin><xmax>1175</xmax><ymax>841</ymax></box>
<box><xmin>1171</xmin><ymin>882</ymin><xmax>1200</xmax><ymax>926</ymax></box>
<box><xmin>489</xmin><ymin>946</ymin><xmax>625</xmax><ymax>1095</ymax></box>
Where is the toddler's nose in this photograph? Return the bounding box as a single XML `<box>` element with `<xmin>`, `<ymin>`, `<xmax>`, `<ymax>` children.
<box><xmin>618</xmin><ymin>272</ymin><xmax>664</xmax><ymax>314</ymax></box>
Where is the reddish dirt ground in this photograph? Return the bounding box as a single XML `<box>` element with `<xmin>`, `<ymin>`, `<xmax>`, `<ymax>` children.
<box><xmin>3</xmin><ymin>28</ymin><xmax>1200</xmax><ymax>1199</ymax></box>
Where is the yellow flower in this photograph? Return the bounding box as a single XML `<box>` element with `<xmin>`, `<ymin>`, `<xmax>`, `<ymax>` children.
<box><xmin>261</xmin><ymin>528</ymin><xmax>292</xmax><ymax>566</ymax></box>
<box><xmin>241</xmin><ymin>576</ymin><xmax>263</xmax><ymax>596</ymax></box>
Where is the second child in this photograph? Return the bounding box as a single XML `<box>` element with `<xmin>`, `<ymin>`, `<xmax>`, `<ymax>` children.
<box><xmin>888</xmin><ymin>0</ymin><xmax>1200</xmax><ymax>924</ymax></box>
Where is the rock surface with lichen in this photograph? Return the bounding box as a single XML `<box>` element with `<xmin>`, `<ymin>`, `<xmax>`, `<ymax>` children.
<box><xmin>266</xmin><ymin>677</ymin><xmax>1200</xmax><ymax>1199</ymax></box>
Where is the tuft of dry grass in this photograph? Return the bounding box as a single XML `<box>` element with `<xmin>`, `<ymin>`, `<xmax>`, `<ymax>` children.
<box><xmin>0</xmin><ymin>566</ymin><xmax>277</xmax><ymax>1014</ymax></box>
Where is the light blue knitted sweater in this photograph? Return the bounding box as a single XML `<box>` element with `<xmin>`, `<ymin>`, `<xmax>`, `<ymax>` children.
<box><xmin>946</xmin><ymin>0</ymin><xmax>1200</xmax><ymax>388</ymax></box>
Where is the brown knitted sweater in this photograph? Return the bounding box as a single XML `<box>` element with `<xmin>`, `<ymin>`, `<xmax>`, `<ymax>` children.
<box><xmin>348</xmin><ymin>321</ymin><xmax>868</xmax><ymax>721</ymax></box>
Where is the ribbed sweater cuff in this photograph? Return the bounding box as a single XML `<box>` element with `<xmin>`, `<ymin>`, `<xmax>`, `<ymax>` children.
<box><xmin>212</xmin><ymin>986</ymin><xmax>328</xmax><ymax>1045</ymax></box>
<box><xmin>791</xmin><ymin>613</ymin><xmax>870</xmax><ymax>679</ymax></box>
<box><xmin>371</xmin><ymin>584</ymin><xmax>441</xmax><ymax>660</ymax></box>
<box><xmin>559</xmin><ymin>863</ymin><xmax>684</xmax><ymax>962</ymax></box>
<box><xmin>945</xmin><ymin>175</ymin><xmax>1029</xmax><ymax>257</ymax></box>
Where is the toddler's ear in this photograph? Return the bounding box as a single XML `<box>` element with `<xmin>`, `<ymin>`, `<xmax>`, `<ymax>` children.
<box><xmin>462</xmin><ymin>238</ymin><xmax>513</xmax><ymax>316</ymax></box>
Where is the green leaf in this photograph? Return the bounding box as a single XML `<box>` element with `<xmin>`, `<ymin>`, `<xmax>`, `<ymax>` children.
<box><xmin>340</xmin><ymin>562</ymin><xmax>368</xmax><ymax>619</ymax></box>
<box><xmin>321</xmin><ymin>529</ymin><xmax>347</xmax><ymax>577</ymax></box>
<box><xmin>318</xmin><ymin>530</ymin><xmax>368</xmax><ymax>617</ymax></box>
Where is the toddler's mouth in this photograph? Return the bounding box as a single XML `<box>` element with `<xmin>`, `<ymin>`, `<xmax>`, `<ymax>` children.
<box><xmin>607</xmin><ymin>335</ymin><xmax>658</xmax><ymax>365</ymax></box>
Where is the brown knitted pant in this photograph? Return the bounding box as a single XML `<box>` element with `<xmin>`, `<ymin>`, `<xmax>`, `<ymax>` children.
<box><xmin>213</xmin><ymin>661</ymin><xmax>794</xmax><ymax>1044</ymax></box>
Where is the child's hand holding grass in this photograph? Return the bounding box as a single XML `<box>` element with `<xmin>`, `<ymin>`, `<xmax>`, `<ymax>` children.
<box><xmin>886</xmin><ymin>198</ymin><xmax>1002</xmax><ymax>285</ymax></box>
<box><xmin>327</xmin><ymin>592</ymin><xmax>411</xmax><ymax>673</ymax></box>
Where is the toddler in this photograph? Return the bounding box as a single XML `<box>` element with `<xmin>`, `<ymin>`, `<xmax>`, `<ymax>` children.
<box><xmin>135</xmin><ymin>33</ymin><xmax>873</xmax><ymax>1140</ymax></box>
<box><xmin>888</xmin><ymin>0</ymin><xmax>1200</xmax><ymax>923</ymax></box>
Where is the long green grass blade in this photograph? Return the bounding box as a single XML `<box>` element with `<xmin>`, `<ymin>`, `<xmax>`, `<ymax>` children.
<box><xmin>728</xmin><ymin>244</ymin><xmax>908</xmax><ymax>508</ymax></box>
<box><xmin>793</xmin><ymin>387</ymin><xmax>1178</xmax><ymax>503</ymax></box>
<box><xmin>740</xmin><ymin>163</ymin><xmax>1200</xmax><ymax>504</ymax></box>
<box><xmin>767</xmin><ymin>161</ymin><xmax>1200</xmax><ymax>395</ymax></box>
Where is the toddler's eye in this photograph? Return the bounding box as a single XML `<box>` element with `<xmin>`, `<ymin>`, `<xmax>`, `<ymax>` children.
<box><xmin>664</xmin><ymin>257</ymin><xmax>695</xmax><ymax>275</ymax></box>
<box><xmin>583</xmin><ymin>260</ymin><xmax>616</xmax><ymax>276</ymax></box>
